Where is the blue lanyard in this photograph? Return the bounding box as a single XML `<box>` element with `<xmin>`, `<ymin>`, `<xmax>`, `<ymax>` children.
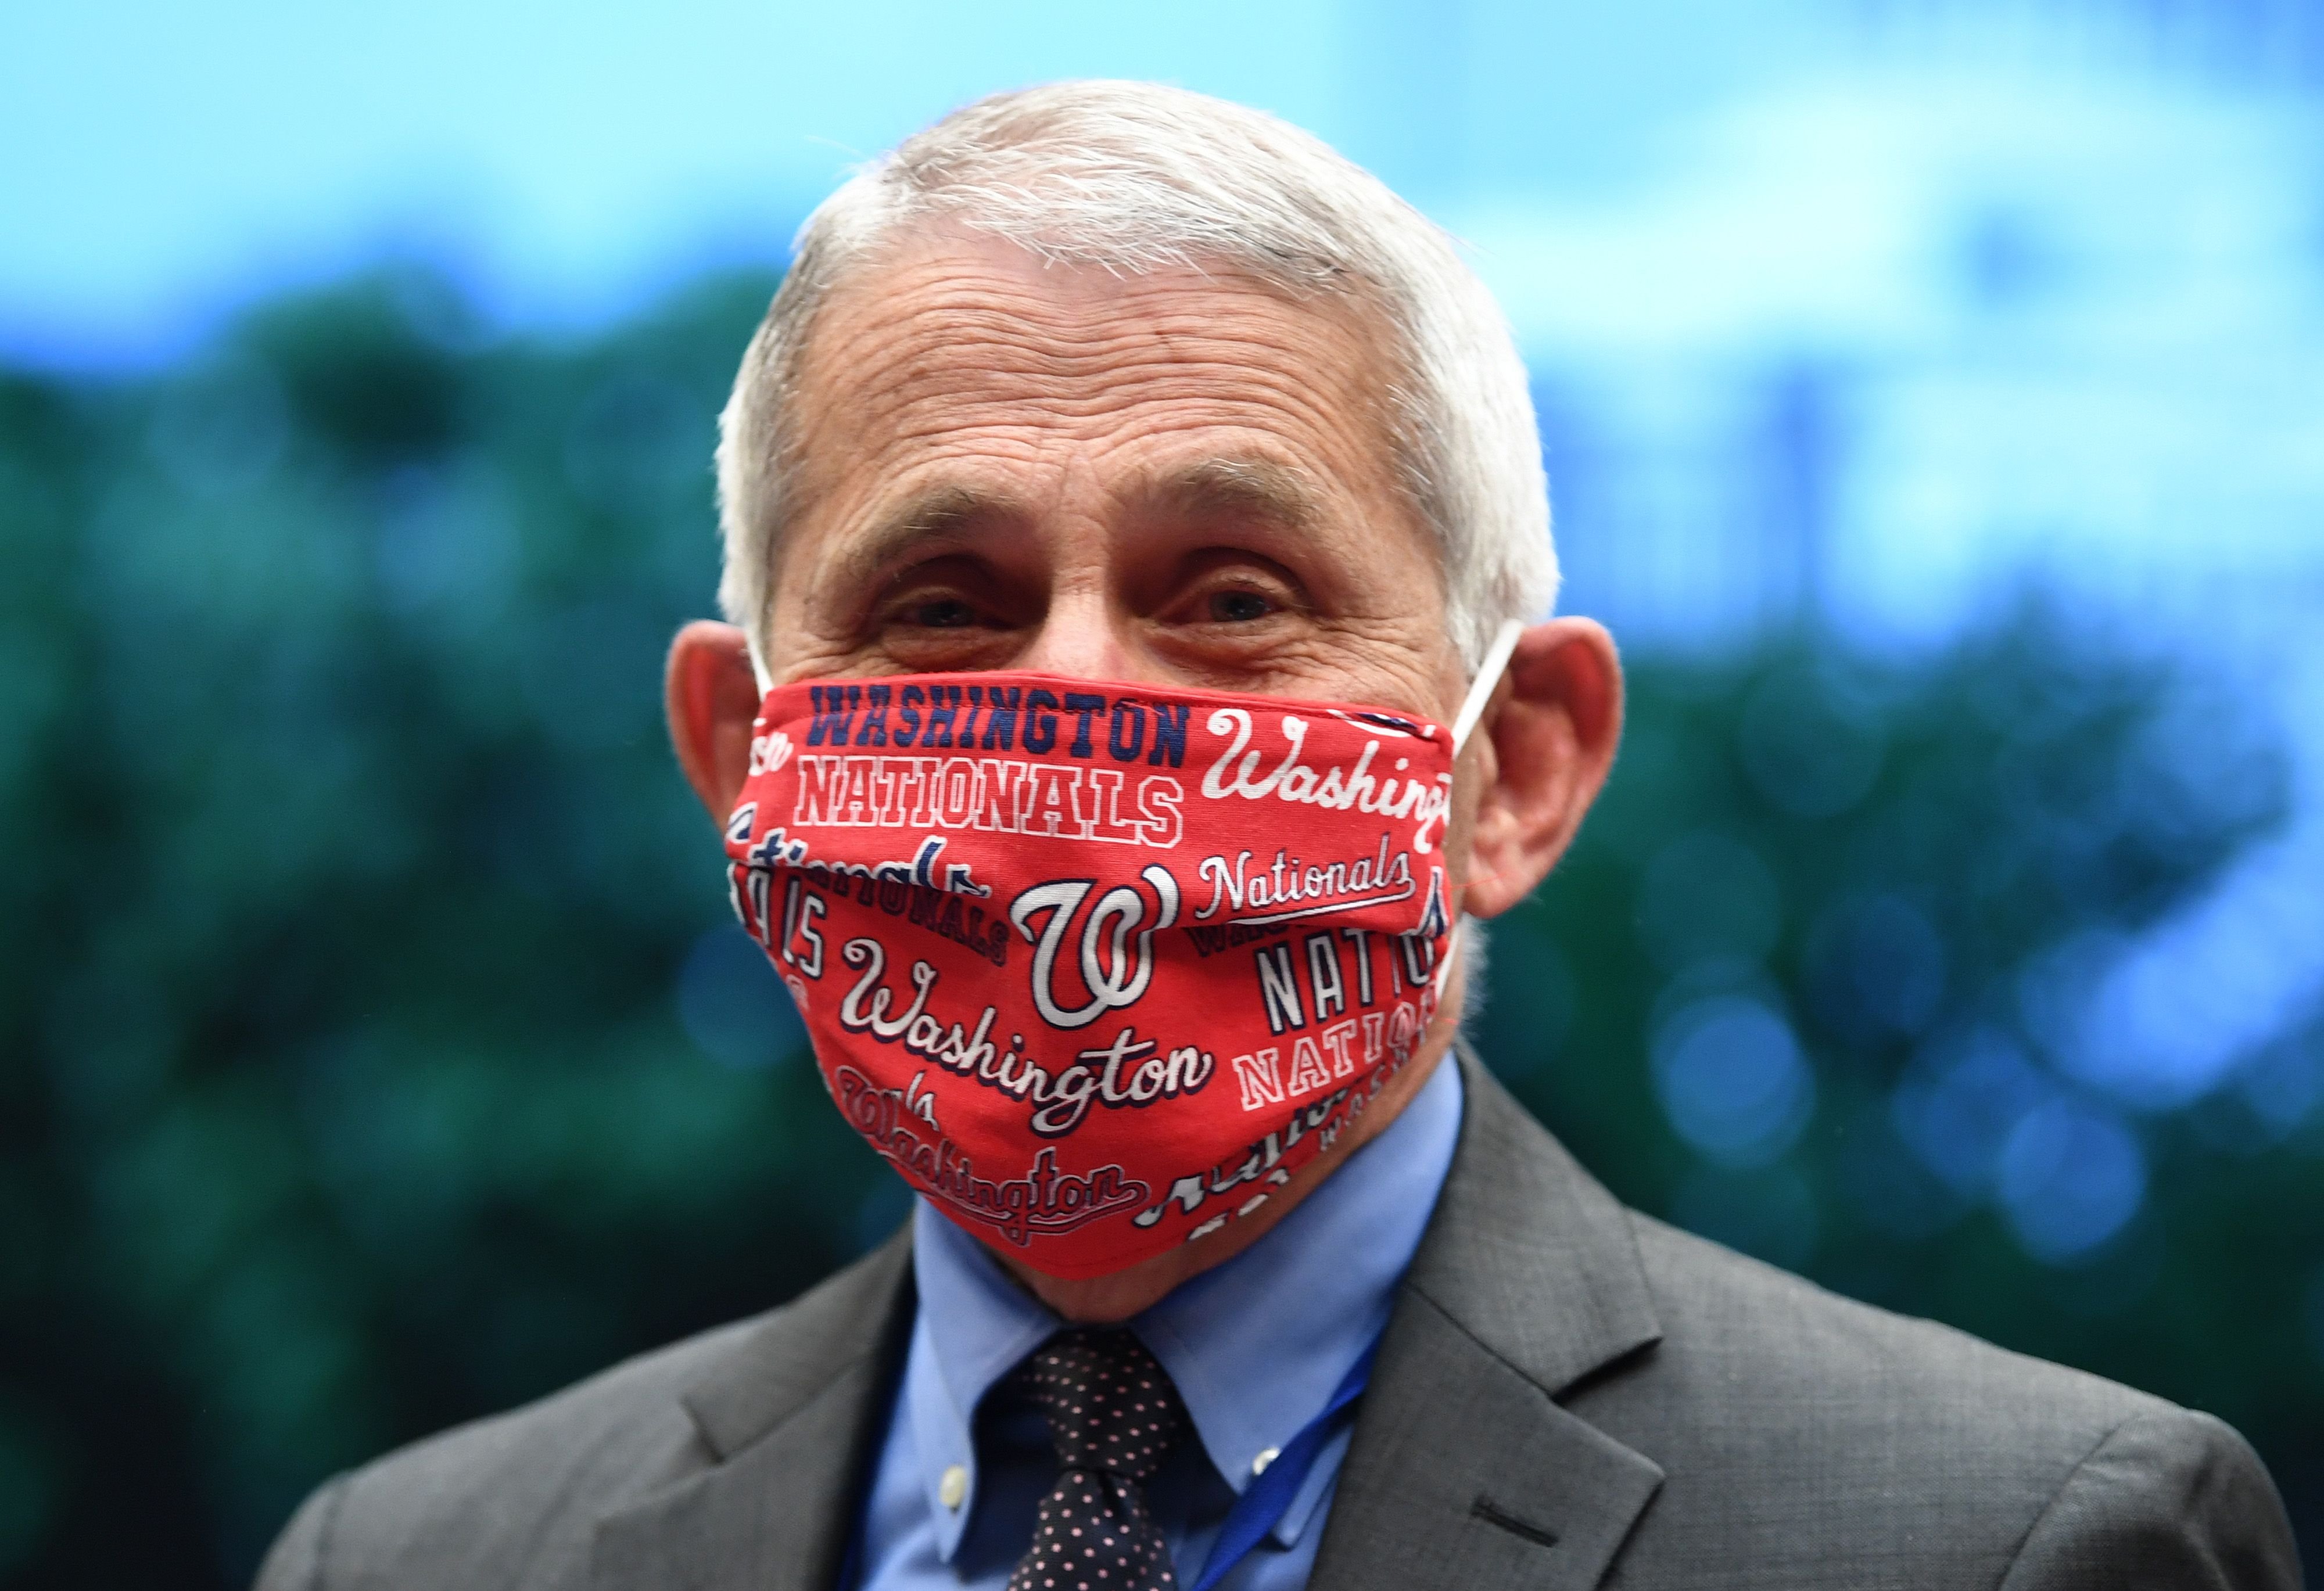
<box><xmin>1186</xmin><ymin>1338</ymin><xmax>1379</xmax><ymax>1591</ymax></box>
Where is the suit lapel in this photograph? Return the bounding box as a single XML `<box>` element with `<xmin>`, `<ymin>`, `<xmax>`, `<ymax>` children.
<box><xmin>1311</xmin><ymin>1049</ymin><xmax>1666</xmax><ymax>1591</ymax></box>
<box><xmin>592</xmin><ymin>1230</ymin><xmax>914</xmax><ymax>1591</ymax></box>
<box><xmin>590</xmin><ymin>1050</ymin><xmax>1661</xmax><ymax>1591</ymax></box>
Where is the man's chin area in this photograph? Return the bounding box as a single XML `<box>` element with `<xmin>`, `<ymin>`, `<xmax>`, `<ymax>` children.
<box><xmin>986</xmin><ymin>1029</ymin><xmax>1459</xmax><ymax>1324</ymax></box>
<box><xmin>993</xmin><ymin>1163</ymin><xmax>1326</xmax><ymax>1324</ymax></box>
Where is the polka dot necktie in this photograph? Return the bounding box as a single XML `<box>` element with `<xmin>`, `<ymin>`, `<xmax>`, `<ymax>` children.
<box><xmin>1005</xmin><ymin>1328</ymin><xmax>1191</xmax><ymax>1591</ymax></box>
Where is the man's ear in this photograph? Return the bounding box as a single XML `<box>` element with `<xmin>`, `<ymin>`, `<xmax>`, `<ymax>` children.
<box><xmin>1459</xmin><ymin>617</ymin><xmax>1624</xmax><ymax>920</ymax></box>
<box><xmin>665</xmin><ymin>620</ymin><xmax>763</xmax><ymax>823</ymax></box>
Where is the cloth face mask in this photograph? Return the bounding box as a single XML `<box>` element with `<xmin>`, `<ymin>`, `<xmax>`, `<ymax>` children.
<box><xmin>723</xmin><ymin>626</ymin><xmax>1520</xmax><ymax>1279</ymax></box>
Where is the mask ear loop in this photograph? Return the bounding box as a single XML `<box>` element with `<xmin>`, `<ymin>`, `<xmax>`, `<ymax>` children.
<box><xmin>1449</xmin><ymin>617</ymin><xmax>1525</xmax><ymax>759</ymax></box>
<box><xmin>1433</xmin><ymin>617</ymin><xmax>1526</xmax><ymax>1003</ymax></box>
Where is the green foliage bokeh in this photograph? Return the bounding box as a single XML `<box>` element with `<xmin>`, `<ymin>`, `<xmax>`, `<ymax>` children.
<box><xmin>0</xmin><ymin>267</ymin><xmax>2317</xmax><ymax>1588</ymax></box>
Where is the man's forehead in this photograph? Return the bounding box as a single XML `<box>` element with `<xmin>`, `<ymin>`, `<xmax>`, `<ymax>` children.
<box><xmin>860</xmin><ymin>456</ymin><xmax>1318</xmax><ymax>540</ymax></box>
<box><xmin>795</xmin><ymin>227</ymin><xmax>1394</xmax><ymax>410</ymax></box>
<box><xmin>778</xmin><ymin>232</ymin><xmax>1408</xmax><ymax>557</ymax></box>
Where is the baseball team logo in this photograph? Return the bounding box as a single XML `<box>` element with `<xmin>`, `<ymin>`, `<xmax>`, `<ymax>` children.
<box><xmin>727</xmin><ymin>670</ymin><xmax>1457</xmax><ymax>1278</ymax></box>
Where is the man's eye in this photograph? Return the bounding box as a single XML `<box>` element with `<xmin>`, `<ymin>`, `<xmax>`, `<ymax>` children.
<box><xmin>903</xmin><ymin>597</ymin><xmax>978</xmax><ymax>629</ymax></box>
<box><xmin>1207</xmin><ymin>588</ymin><xmax>1275</xmax><ymax>623</ymax></box>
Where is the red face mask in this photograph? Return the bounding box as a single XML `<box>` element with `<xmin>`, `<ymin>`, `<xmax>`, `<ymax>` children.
<box><xmin>723</xmin><ymin>634</ymin><xmax>1516</xmax><ymax>1279</ymax></box>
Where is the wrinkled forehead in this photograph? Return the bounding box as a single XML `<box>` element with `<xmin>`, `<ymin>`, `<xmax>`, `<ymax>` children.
<box><xmin>810</xmin><ymin>219</ymin><xmax>1399</xmax><ymax>359</ymax></box>
<box><xmin>777</xmin><ymin>226</ymin><xmax>1415</xmax><ymax>534</ymax></box>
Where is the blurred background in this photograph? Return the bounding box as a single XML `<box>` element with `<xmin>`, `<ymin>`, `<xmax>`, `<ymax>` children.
<box><xmin>3</xmin><ymin>0</ymin><xmax>2322</xmax><ymax>1583</ymax></box>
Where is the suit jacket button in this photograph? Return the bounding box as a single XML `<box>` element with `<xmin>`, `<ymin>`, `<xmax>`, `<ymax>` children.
<box><xmin>940</xmin><ymin>1465</ymin><xmax>969</xmax><ymax>1510</ymax></box>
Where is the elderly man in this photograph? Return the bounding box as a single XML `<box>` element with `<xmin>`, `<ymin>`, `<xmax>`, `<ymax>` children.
<box><xmin>257</xmin><ymin>82</ymin><xmax>2298</xmax><ymax>1591</ymax></box>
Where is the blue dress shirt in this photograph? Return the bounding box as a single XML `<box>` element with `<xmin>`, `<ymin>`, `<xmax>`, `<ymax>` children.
<box><xmin>853</xmin><ymin>1057</ymin><xmax>1465</xmax><ymax>1591</ymax></box>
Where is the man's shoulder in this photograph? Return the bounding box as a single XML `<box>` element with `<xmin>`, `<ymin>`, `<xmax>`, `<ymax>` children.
<box><xmin>1383</xmin><ymin>1058</ymin><xmax>2301</xmax><ymax>1586</ymax></box>
<box><xmin>254</xmin><ymin>1238</ymin><xmax>910</xmax><ymax>1591</ymax></box>
<box><xmin>1589</xmin><ymin>1212</ymin><xmax>2293</xmax><ymax>1587</ymax></box>
<box><xmin>256</xmin><ymin>1316</ymin><xmax>745</xmax><ymax>1591</ymax></box>
<box><xmin>1620</xmin><ymin>1208</ymin><xmax>2158</xmax><ymax>1432</ymax></box>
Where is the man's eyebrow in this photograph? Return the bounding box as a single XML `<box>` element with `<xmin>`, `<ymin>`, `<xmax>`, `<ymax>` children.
<box><xmin>826</xmin><ymin>484</ymin><xmax>1018</xmax><ymax>595</ymax></box>
<box><xmin>1146</xmin><ymin>458</ymin><xmax>1322</xmax><ymax>529</ymax></box>
<box><xmin>813</xmin><ymin>459</ymin><xmax>1319</xmax><ymax>601</ymax></box>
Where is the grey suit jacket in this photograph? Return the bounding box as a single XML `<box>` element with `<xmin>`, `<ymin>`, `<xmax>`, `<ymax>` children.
<box><xmin>257</xmin><ymin>1051</ymin><xmax>2304</xmax><ymax>1590</ymax></box>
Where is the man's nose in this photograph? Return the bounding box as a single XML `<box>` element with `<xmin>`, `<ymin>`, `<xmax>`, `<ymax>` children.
<box><xmin>1014</xmin><ymin>588</ymin><xmax>1139</xmax><ymax>681</ymax></box>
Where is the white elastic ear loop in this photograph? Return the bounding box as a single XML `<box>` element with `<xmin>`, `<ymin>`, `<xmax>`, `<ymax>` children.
<box><xmin>1432</xmin><ymin>920</ymin><xmax>1464</xmax><ymax>999</ymax></box>
<box><xmin>1449</xmin><ymin>618</ymin><xmax>1524</xmax><ymax>756</ymax></box>
<box><xmin>1433</xmin><ymin>617</ymin><xmax>1525</xmax><ymax>1000</ymax></box>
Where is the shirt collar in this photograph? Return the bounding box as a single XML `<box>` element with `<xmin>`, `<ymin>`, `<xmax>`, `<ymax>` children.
<box><xmin>906</xmin><ymin>1056</ymin><xmax>1466</xmax><ymax>1560</ymax></box>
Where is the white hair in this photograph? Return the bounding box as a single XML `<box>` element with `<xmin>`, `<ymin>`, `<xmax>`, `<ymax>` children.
<box><xmin>715</xmin><ymin>80</ymin><xmax>1556</xmax><ymax>671</ymax></box>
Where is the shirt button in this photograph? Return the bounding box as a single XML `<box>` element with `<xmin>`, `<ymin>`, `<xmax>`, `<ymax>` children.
<box><xmin>1251</xmin><ymin>1447</ymin><xmax>1281</xmax><ymax>1477</ymax></box>
<box><xmin>939</xmin><ymin>1465</ymin><xmax>969</xmax><ymax>1510</ymax></box>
